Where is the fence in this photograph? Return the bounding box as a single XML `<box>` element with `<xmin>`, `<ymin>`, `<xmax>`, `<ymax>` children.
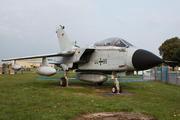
<box><xmin>37</xmin><ymin>70</ymin><xmax>154</xmax><ymax>82</ymax></box>
<box><xmin>0</xmin><ymin>67</ymin><xmax>2</xmax><ymax>74</ymax></box>
<box><xmin>154</xmin><ymin>66</ymin><xmax>180</xmax><ymax>86</ymax></box>
<box><xmin>37</xmin><ymin>71</ymin><xmax>78</xmax><ymax>81</ymax></box>
<box><xmin>0</xmin><ymin>67</ymin><xmax>19</xmax><ymax>75</ymax></box>
<box><xmin>0</xmin><ymin>67</ymin><xmax>5</xmax><ymax>74</ymax></box>
<box><xmin>3</xmin><ymin>65</ymin><xmax>178</xmax><ymax>86</ymax></box>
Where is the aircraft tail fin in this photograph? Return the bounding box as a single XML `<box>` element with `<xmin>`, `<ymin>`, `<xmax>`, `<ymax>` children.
<box><xmin>56</xmin><ymin>25</ymin><xmax>74</xmax><ymax>51</ymax></box>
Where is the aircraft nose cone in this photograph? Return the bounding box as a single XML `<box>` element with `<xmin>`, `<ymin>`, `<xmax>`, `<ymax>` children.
<box><xmin>132</xmin><ymin>49</ymin><xmax>164</xmax><ymax>70</ymax></box>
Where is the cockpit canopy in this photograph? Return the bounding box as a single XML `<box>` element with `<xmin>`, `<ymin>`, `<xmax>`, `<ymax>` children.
<box><xmin>94</xmin><ymin>37</ymin><xmax>134</xmax><ymax>47</ymax></box>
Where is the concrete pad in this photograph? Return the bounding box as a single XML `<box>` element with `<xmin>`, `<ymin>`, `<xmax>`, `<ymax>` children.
<box><xmin>72</xmin><ymin>112</ymin><xmax>157</xmax><ymax>120</ymax></box>
<box><xmin>98</xmin><ymin>91</ymin><xmax>137</xmax><ymax>97</ymax></box>
<box><xmin>53</xmin><ymin>85</ymin><xmax>137</xmax><ymax>97</ymax></box>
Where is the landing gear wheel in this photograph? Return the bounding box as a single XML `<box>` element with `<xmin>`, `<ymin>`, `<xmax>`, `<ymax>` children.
<box><xmin>119</xmin><ymin>85</ymin><xmax>122</xmax><ymax>93</ymax></box>
<box><xmin>111</xmin><ymin>86</ymin><xmax>122</xmax><ymax>93</ymax></box>
<box><xmin>60</xmin><ymin>77</ymin><xmax>66</xmax><ymax>87</ymax></box>
<box><xmin>97</xmin><ymin>82</ymin><xmax>103</xmax><ymax>86</ymax></box>
<box><xmin>112</xmin><ymin>86</ymin><xmax>117</xmax><ymax>93</ymax></box>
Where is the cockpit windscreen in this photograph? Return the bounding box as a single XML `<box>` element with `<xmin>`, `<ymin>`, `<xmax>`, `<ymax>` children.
<box><xmin>94</xmin><ymin>38</ymin><xmax>134</xmax><ymax>47</ymax></box>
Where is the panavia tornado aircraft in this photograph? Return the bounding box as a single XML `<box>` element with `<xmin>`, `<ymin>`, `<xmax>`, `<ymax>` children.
<box><xmin>2</xmin><ymin>25</ymin><xmax>164</xmax><ymax>93</ymax></box>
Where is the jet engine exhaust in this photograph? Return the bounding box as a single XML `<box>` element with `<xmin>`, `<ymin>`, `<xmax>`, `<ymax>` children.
<box><xmin>132</xmin><ymin>49</ymin><xmax>165</xmax><ymax>70</ymax></box>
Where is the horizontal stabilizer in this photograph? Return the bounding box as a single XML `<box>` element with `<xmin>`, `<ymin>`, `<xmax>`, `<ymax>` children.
<box><xmin>2</xmin><ymin>50</ymin><xmax>75</xmax><ymax>61</ymax></box>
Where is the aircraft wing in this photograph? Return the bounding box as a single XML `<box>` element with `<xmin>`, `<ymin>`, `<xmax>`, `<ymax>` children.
<box><xmin>2</xmin><ymin>50</ymin><xmax>75</xmax><ymax>61</ymax></box>
<box><xmin>26</xmin><ymin>61</ymin><xmax>60</xmax><ymax>64</ymax></box>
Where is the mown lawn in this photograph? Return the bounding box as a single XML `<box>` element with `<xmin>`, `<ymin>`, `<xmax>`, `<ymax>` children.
<box><xmin>0</xmin><ymin>72</ymin><xmax>180</xmax><ymax>120</ymax></box>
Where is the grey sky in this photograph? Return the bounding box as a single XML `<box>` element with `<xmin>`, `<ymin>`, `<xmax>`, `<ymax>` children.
<box><xmin>1</xmin><ymin>0</ymin><xmax>180</xmax><ymax>65</ymax></box>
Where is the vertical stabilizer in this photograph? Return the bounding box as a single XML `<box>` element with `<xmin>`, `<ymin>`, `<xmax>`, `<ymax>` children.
<box><xmin>56</xmin><ymin>25</ymin><xmax>74</xmax><ymax>51</ymax></box>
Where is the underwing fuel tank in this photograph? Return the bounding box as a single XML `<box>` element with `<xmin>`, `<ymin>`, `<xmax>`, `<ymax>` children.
<box><xmin>36</xmin><ymin>66</ymin><xmax>56</xmax><ymax>76</ymax></box>
<box><xmin>77</xmin><ymin>73</ymin><xmax>108</xmax><ymax>83</ymax></box>
<box><xmin>12</xmin><ymin>64</ymin><xmax>21</xmax><ymax>70</ymax></box>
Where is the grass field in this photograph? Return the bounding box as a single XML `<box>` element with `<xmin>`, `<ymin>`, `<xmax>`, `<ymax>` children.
<box><xmin>0</xmin><ymin>72</ymin><xmax>180</xmax><ymax>120</ymax></box>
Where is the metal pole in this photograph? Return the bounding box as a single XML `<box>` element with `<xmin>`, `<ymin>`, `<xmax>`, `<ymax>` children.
<box><xmin>155</xmin><ymin>67</ymin><xmax>157</xmax><ymax>81</ymax></box>
<box><xmin>112</xmin><ymin>71</ymin><xmax>116</xmax><ymax>79</ymax></box>
<box><xmin>176</xmin><ymin>66</ymin><xmax>178</xmax><ymax>86</ymax></box>
<box><xmin>162</xmin><ymin>65</ymin><xmax>164</xmax><ymax>82</ymax></box>
<box><xmin>76</xmin><ymin>71</ymin><xmax>78</xmax><ymax>80</ymax></box>
<box><xmin>168</xmin><ymin>66</ymin><xmax>170</xmax><ymax>84</ymax></box>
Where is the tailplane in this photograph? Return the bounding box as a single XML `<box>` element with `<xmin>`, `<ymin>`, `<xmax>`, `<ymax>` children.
<box><xmin>56</xmin><ymin>25</ymin><xmax>74</xmax><ymax>51</ymax></box>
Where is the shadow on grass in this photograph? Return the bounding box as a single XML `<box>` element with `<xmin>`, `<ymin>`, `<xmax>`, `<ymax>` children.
<box><xmin>26</xmin><ymin>80</ymin><xmax>136</xmax><ymax>93</ymax></box>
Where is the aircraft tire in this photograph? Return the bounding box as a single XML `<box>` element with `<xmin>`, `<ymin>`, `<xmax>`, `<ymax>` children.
<box><xmin>60</xmin><ymin>77</ymin><xmax>66</xmax><ymax>87</ymax></box>
<box><xmin>97</xmin><ymin>82</ymin><xmax>103</xmax><ymax>86</ymax></box>
<box><xmin>119</xmin><ymin>86</ymin><xmax>122</xmax><ymax>93</ymax></box>
<box><xmin>111</xmin><ymin>86</ymin><xmax>117</xmax><ymax>93</ymax></box>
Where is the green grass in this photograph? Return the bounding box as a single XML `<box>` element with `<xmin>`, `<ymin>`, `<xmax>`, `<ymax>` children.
<box><xmin>0</xmin><ymin>73</ymin><xmax>180</xmax><ymax>120</ymax></box>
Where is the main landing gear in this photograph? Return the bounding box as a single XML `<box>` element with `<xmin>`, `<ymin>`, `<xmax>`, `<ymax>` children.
<box><xmin>97</xmin><ymin>82</ymin><xmax>103</xmax><ymax>86</ymax></box>
<box><xmin>60</xmin><ymin>71</ymin><xmax>68</xmax><ymax>87</ymax></box>
<box><xmin>60</xmin><ymin>77</ymin><xmax>67</xmax><ymax>86</ymax></box>
<box><xmin>60</xmin><ymin>71</ymin><xmax>122</xmax><ymax>93</ymax></box>
<box><xmin>111</xmin><ymin>77</ymin><xmax>122</xmax><ymax>93</ymax></box>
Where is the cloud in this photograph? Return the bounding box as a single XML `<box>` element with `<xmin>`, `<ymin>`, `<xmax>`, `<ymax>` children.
<box><xmin>0</xmin><ymin>25</ymin><xmax>9</xmax><ymax>31</ymax></box>
<box><xmin>18</xmin><ymin>35</ymin><xmax>23</xmax><ymax>39</ymax></box>
<box><xmin>1</xmin><ymin>0</ymin><xmax>180</xmax><ymax>65</ymax></box>
<box><xmin>148</xmin><ymin>12</ymin><xmax>162</xmax><ymax>24</ymax></box>
<box><xmin>117</xmin><ymin>16</ymin><xmax>127</xmax><ymax>23</ymax></box>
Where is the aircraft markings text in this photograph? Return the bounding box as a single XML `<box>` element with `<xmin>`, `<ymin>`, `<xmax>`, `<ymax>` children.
<box><xmin>94</xmin><ymin>58</ymin><xmax>107</xmax><ymax>65</ymax></box>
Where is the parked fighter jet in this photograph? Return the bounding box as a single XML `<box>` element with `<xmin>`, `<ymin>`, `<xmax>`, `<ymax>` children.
<box><xmin>2</xmin><ymin>25</ymin><xmax>164</xmax><ymax>93</ymax></box>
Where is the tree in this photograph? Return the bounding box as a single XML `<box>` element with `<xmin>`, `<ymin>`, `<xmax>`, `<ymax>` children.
<box><xmin>171</xmin><ymin>48</ymin><xmax>180</xmax><ymax>63</ymax></box>
<box><xmin>158</xmin><ymin>37</ymin><xmax>180</xmax><ymax>69</ymax></box>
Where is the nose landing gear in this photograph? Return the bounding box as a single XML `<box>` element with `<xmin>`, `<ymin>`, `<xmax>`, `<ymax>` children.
<box><xmin>112</xmin><ymin>77</ymin><xmax>122</xmax><ymax>93</ymax></box>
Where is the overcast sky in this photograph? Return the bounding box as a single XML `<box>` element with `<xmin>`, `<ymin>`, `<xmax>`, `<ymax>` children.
<box><xmin>1</xmin><ymin>0</ymin><xmax>180</xmax><ymax>65</ymax></box>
